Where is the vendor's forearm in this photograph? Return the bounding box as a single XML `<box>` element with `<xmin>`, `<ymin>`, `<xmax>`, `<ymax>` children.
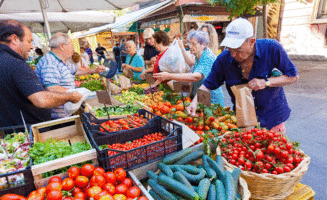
<box><xmin>268</xmin><ymin>75</ymin><xmax>299</xmax><ymax>87</ymax></box>
<box><xmin>28</xmin><ymin>91</ymin><xmax>77</xmax><ymax>109</ymax></box>
<box><xmin>167</xmin><ymin>72</ymin><xmax>202</xmax><ymax>82</ymax></box>
<box><xmin>46</xmin><ymin>86</ymin><xmax>69</xmax><ymax>94</ymax></box>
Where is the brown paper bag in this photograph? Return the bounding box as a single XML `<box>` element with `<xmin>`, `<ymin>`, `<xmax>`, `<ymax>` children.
<box><xmin>118</xmin><ymin>75</ymin><xmax>132</xmax><ymax>90</ymax></box>
<box><xmin>231</xmin><ymin>84</ymin><xmax>258</xmax><ymax>128</ymax></box>
<box><xmin>110</xmin><ymin>82</ymin><xmax>122</xmax><ymax>95</ymax></box>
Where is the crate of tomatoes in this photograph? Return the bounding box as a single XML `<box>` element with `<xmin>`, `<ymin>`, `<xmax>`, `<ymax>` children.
<box><xmin>87</xmin><ymin>115</ymin><xmax>183</xmax><ymax>172</ymax></box>
<box><xmin>1</xmin><ymin>164</ymin><xmax>152</xmax><ymax>200</ymax></box>
<box><xmin>82</xmin><ymin>109</ymin><xmax>156</xmax><ymax>137</ymax></box>
<box><xmin>0</xmin><ymin>125</ymin><xmax>35</xmax><ymax>197</ymax></box>
<box><xmin>216</xmin><ymin>128</ymin><xmax>310</xmax><ymax>199</ymax></box>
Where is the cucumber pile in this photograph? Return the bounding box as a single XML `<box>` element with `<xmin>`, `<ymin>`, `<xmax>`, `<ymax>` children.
<box><xmin>147</xmin><ymin>148</ymin><xmax>243</xmax><ymax>200</ymax></box>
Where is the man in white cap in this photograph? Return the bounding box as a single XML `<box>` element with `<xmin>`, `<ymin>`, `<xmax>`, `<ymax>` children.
<box><xmin>187</xmin><ymin>18</ymin><xmax>299</xmax><ymax>134</ymax></box>
<box><xmin>143</xmin><ymin>28</ymin><xmax>159</xmax><ymax>68</ymax></box>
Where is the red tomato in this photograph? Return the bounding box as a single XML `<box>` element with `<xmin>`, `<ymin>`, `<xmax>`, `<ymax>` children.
<box><xmin>276</xmin><ymin>167</ymin><xmax>284</xmax><ymax>174</ymax></box>
<box><xmin>196</xmin><ymin>126</ymin><xmax>204</xmax><ymax>131</ymax></box>
<box><xmin>90</xmin><ymin>175</ymin><xmax>106</xmax><ymax>188</ymax></box>
<box><xmin>115</xmin><ymin>184</ymin><xmax>128</xmax><ymax>194</ymax></box>
<box><xmin>94</xmin><ymin>191</ymin><xmax>109</xmax><ymax>200</ymax></box>
<box><xmin>62</xmin><ymin>178</ymin><xmax>75</xmax><ymax>191</ymax></box>
<box><xmin>63</xmin><ymin>197</ymin><xmax>73</xmax><ymax>200</ymax></box>
<box><xmin>126</xmin><ymin>186</ymin><xmax>141</xmax><ymax>198</ymax></box>
<box><xmin>104</xmin><ymin>172</ymin><xmax>117</xmax><ymax>184</ymax></box>
<box><xmin>121</xmin><ymin>178</ymin><xmax>133</xmax><ymax>188</ymax></box>
<box><xmin>86</xmin><ymin>186</ymin><xmax>103</xmax><ymax>198</ymax></box>
<box><xmin>72</xmin><ymin>187</ymin><xmax>83</xmax><ymax>196</ymax></box>
<box><xmin>164</xmin><ymin>101</ymin><xmax>172</xmax><ymax>107</ymax></box>
<box><xmin>74</xmin><ymin>192</ymin><xmax>86</xmax><ymax>199</ymax></box>
<box><xmin>48</xmin><ymin>176</ymin><xmax>62</xmax><ymax>184</ymax></box>
<box><xmin>81</xmin><ymin>164</ymin><xmax>95</xmax><ymax>178</ymax></box>
<box><xmin>46</xmin><ymin>182</ymin><xmax>62</xmax><ymax>193</ymax></box>
<box><xmin>94</xmin><ymin>167</ymin><xmax>106</xmax><ymax>176</ymax></box>
<box><xmin>47</xmin><ymin>190</ymin><xmax>63</xmax><ymax>200</ymax></box>
<box><xmin>137</xmin><ymin>196</ymin><xmax>148</xmax><ymax>200</ymax></box>
<box><xmin>103</xmin><ymin>183</ymin><xmax>116</xmax><ymax>195</ymax></box>
<box><xmin>99</xmin><ymin>194</ymin><xmax>114</xmax><ymax>200</ymax></box>
<box><xmin>114</xmin><ymin>168</ymin><xmax>127</xmax><ymax>182</ymax></box>
<box><xmin>68</xmin><ymin>166</ymin><xmax>80</xmax><ymax>180</ymax></box>
<box><xmin>75</xmin><ymin>176</ymin><xmax>89</xmax><ymax>188</ymax></box>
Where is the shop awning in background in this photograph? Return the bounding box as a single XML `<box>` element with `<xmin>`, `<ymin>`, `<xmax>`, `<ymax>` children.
<box><xmin>182</xmin><ymin>15</ymin><xmax>230</xmax><ymax>23</ymax></box>
<box><xmin>0</xmin><ymin>11</ymin><xmax>116</xmax><ymax>33</ymax></box>
<box><xmin>78</xmin><ymin>0</ymin><xmax>176</xmax><ymax>38</ymax></box>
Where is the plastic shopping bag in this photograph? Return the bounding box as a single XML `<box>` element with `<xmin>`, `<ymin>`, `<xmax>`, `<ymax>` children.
<box><xmin>159</xmin><ymin>39</ymin><xmax>189</xmax><ymax>73</ymax></box>
<box><xmin>64</xmin><ymin>88</ymin><xmax>92</xmax><ymax>116</ymax></box>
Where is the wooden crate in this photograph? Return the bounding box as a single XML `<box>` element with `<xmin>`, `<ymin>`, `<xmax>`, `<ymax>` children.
<box><xmin>128</xmin><ymin>171</ymin><xmax>154</xmax><ymax>200</ymax></box>
<box><xmin>31</xmin><ymin>115</ymin><xmax>97</xmax><ymax>188</ymax></box>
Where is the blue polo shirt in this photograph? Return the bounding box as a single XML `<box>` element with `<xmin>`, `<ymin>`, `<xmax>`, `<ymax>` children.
<box><xmin>204</xmin><ymin>39</ymin><xmax>298</xmax><ymax>129</ymax></box>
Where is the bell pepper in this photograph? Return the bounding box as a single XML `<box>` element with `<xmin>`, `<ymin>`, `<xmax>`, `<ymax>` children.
<box><xmin>219</xmin><ymin>122</ymin><xmax>229</xmax><ymax>131</ymax></box>
<box><xmin>226</xmin><ymin>123</ymin><xmax>238</xmax><ymax>129</ymax></box>
<box><xmin>217</xmin><ymin>116</ymin><xmax>227</xmax><ymax>122</ymax></box>
<box><xmin>210</xmin><ymin>121</ymin><xmax>220</xmax><ymax>129</ymax></box>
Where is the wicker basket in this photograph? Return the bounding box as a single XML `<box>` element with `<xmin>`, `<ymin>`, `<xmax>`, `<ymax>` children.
<box><xmin>216</xmin><ymin>145</ymin><xmax>310</xmax><ymax>199</ymax></box>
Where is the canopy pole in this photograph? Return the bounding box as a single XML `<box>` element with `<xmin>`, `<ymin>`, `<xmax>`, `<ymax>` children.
<box><xmin>39</xmin><ymin>0</ymin><xmax>51</xmax><ymax>40</ymax></box>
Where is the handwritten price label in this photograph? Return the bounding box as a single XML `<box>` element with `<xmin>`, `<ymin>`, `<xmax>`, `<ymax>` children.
<box><xmin>197</xmin><ymin>89</ymin><xmax>211</xmax><ymax>106</ymax></box>
<box><xmin>173</xmin><ymin>82</ymin><xmax>192</xmax><ymax>93</ymax></box>
<box><xmin>96</xmin><ymin>91</ymin><xmax>112</xmax><ymax>105</ymax></box>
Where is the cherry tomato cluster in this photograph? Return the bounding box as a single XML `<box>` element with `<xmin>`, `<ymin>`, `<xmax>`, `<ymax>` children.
<box><xmin>219</xmin><ymin>128</ymin><xmax>305</xmax><ymax>175</ymax></box>
<box><xmin>98</xmin><ymin>114</ymin><xmax>148</xmax><ymax>133</ymax></box>
<box><xmin>105</xmin><ymin>133</ymin><xmax>177</xmax><ymax>170</ymax></box>
<box><xmin>14</xmin><ymin>164</ymin><xmax>148</xmax><ymax>200</ymax></box>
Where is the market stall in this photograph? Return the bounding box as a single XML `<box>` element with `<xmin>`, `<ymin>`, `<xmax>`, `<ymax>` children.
<box><xmin>0</xmin><ymin>72</ymin><xmax>315</xmax><ymax>200</ymax></box>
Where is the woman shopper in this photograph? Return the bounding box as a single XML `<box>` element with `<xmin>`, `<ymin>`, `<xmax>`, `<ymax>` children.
<box><xmin>153</xmin><ymin>31</ymin><xmax>224</xmax><ymax>106</ymax></box>
<box><xmin>198</xmin><ymin>23</ymin><xmax>219</xmax><ymax>55</ymax></box>
<box><xmin>121</xmin><ymin>40</ymin><xmax>145</xmax><ymax>81</ymax></box>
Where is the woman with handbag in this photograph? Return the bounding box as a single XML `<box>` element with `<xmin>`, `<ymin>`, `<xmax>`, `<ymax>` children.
<box><xmin>121</xmin><ymin>40</ymin><xmax>145</xmax><ymax>81</ymax></box>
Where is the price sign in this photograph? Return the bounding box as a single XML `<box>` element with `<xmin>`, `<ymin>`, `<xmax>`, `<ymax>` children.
<box><xmin>145</xmin><ymin>73</ymin><xmax>154</xmax><ymax>84</ymax></box>
<box><xmin>126</xmin><ymin>69</ymin><xmax>134</xmax><ymax>79</ymax></box>
<box><xmin>96</xmin><ymin>91</ymin><xmax>112</xmax><ymax>105</ymax></box>
<box><xmin>197</xmin><ymin>89</ymin><xmax>211</xmax><ymax>107</ymax></box>
<box><xmin>173</xmin><ymin>82</ymin><xmax>192</xmax><ymax>93</ymax></box>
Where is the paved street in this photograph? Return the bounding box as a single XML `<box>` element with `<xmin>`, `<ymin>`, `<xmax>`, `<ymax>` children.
<box><xmin>222</xmin><ymin>60</ymin><xmax>327</xmax><ymax>199</ymax></box>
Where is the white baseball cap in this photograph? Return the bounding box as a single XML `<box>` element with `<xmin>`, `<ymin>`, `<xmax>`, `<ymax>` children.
<box><xmin>220</xmin><ymin>18</ymin><xmax>254</xmax><ymax>49</ymax></box>
<box><xmin>143</xmin><ymin>28</ymin><xmax>155</xmax><ymax>39</ymax></box>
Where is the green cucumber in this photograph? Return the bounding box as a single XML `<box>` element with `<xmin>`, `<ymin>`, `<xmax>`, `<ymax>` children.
<box><xmin>158</xmin><ymin>174</ymin><xmax>199</xmax><ymax>200</ymax></box>
<box><xmin>215</xmin><ymin>179</ymin><xmax>226</xmax><ymax>200</ymax></box>
<box><xmin>223</xmin><ymin>171</ymin><xmax>236</xmax><ymax>200</ymax></box>
<box><xmin>193</xmin><ymin>186</ymin><xmax>198</xmax><ymax>191</ymax></box>
<box><xmin>206</xmin><ymin>156</ymin><xmax>225</xmax><ymax>180</ymax></box>
<box><xmin>176</xmin><ymin>166</ymin><xmax>206</xmax><ymax>183</ymax></box>
<box><xmin>149</xmin><ymin>189</ymin><xmax>164</xmax><ymax>200</ymax></box>
<box><xmin>207</xmin><ymin>184</ymin><xmax>217</xmax><ymax>200</ymax></box>
<box><xmin>148</xmin><ymin>179</ymin><xmax>177</xmax><ymax>200</ymax></box>
<box><xmin>176</xmin><ymin>165</ymin><xmax>202</xmax><ymax>173</ymax></box>
<box><xmin>202</xmin><ymin>155</ymin><xmax>211</xmax><ymax>168</ymax></box>
<box><xmin>204</xmin><ymin>167</ymin><xmax>217</xmax><ymax>180</ymax></box>
<box><xmin>197</xmin><ymin>178</ymin><xmax>211</xmax><ymax>200</ymax></box>
<box><xmin>158</xmin><ymin>163</ymin><xmax>174</xmax><ymax>178</ymax></box>
<box><xmin>162</xmin><ymin>148</ymin><xmax>193</xmax><ymax>164</ymax></box>
<box><xmin>147</xmin><ymin>171</ymin><xmax>158</xmax><ymax>181</ymax></box>
<box><xmin>216</xmin><ymin>155</ymin><xmax>224</xmax><ymax>169</ymax></box>
<box><xmin>232</xmin><ymin>168</ymin><xmax>242</xmax><ymax>193</ymax></box>
<box><xmin>175</xmin><ymin>151</ymin><xmax>204</xmax><ymax>165</ymax></box>
<box><xmin>173</xmin><ymin>171</ymin><xmax>194</xmax><ymax>191</ymax></box>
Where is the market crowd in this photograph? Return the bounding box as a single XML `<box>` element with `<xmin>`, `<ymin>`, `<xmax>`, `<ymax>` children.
<box><xmin>0</xmin><ymin>18</ymin><xmax>298</xmax><ymax>135</ymax></box>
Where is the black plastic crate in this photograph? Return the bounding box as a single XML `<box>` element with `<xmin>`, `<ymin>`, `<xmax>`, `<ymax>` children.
<box><xmin>87</xmin><ymin>116</ymin><xmax>182</xmax><ymax>171</ymax></box>
<box><xmin>0</xmin><ymin>125</ymin><xmax>35</xmax><ymax>196</ymax></box>
<box><xmin>82</xmin><ymin>109</ymin><xmax>156</xmax><ymax>137</ymax></box>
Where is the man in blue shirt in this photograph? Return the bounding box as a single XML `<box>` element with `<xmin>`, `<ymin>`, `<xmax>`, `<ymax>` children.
<box><xmin>187</xmin><ymin>18</ymin><xmax>299</xmax><ymax>133</ymax></box>
<box><xmin>85</xmin><ymin>43</ymin><xmax>94</xmax><ymax>64</ymax></box>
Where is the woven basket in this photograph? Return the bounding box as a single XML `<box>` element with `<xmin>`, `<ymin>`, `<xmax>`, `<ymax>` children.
<box><xmin>216</xmin><ymin>145</ymin><xmax>310</xmax><ymax>199</ymax></box>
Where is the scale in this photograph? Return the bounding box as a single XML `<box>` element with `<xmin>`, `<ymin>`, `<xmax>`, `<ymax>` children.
<box><xmin>99</xmin><ymin>59</ymin><xmax>118</xmax><ymax>95</ymax></box>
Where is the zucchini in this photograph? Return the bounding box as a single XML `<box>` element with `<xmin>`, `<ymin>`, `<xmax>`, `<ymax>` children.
<box><xmin>158</xmin><ymin>163</ymin><xmax>174</xmax><ymax>178</ymax></box>
<box><xmin>158</xmin><ymin>174</ymin><xmax>199</xmax><ymax>200</ymax></box>
<box><xmin>215</xmin><ymin>179</ymin><xmax>226</xmax><ymax>200</ymax></box>
<box><xmin>148</xmin><ymin>179</ymin><xmax>177</xmax><ymax>200</ymax></box>
<box><xmin>149</xmin><ymin>189</ymin><xmax>164</xmax><ymax>200</ymax></box>
<box><xmin>232</xmin><ymin>168</ymin><xmax>242</xmax><ymax>193</ymax></box>
<box><xmin>147</xmin><ymin>171</ymin><xmax>158</xmax><ymax>181</ymax></box>
<box><xmin>197</xmin><ymin>178</ymin><xmax>211</xmax><ymax>200</ymax></box>
<box><xmin>222</xmin><ymin>171</ymin><xmax>236</xmax><ymax>200</ymax></box>
<box><xmin>216</xmin><ymin>155</ymin><xmax>224</xmax><ymax>170</ymax></box>
<box><xmin>202</xmin><ymin>155</ymin><xmax>210</xmax><ymax>168</ymax></box>
<box><xmin>193</xmin><ymin>186</ymin><xmax>198</xmax><ymax>191</ymax></box>
<box><xmin>206</xmin><ymin>156</ymin><xmax>225</xmax><ymax>180</ymax></box>
<box><xmin>207</xmin><ymin>184</ymin><xmax>217</xmax><ymax>200</ymax></box>
<box><xmin>175</xmin><ymin>151</ymin><xmax>204</xmax><ymax>165</ymax></box>
<box><xmin>173</xmin><ymin>171</ymin><xmax>194</xmax><ymax>191</ymax></box>
<box><xmin>162</xmin><ymin>148</ymin><xmax>193</xmax><ymax>164</ymax></box>
<box><xmin>176</xmin><ymin>165</ymin><xmax>202</xmax><ymax>173</ymax></box>
<box><xmin>177</xmin><ymin>167</ymin><xmax>206</xmax><ymax>183</ymax></box>
<box><xmin>204</xmin><ymin>167</ymin><xmax>217</xmax><ymax>181</ymax></box>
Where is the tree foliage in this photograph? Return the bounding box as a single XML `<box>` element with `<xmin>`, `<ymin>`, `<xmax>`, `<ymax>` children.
<box><xmin>208</xmin><ymin>0</ymin><xmax>278</xmax><ymax>18</ymax></box>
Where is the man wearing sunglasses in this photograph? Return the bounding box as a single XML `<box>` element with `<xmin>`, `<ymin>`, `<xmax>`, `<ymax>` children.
<box><xmin>187</xmin><ymin>18</ymin><xmax>299</xmax><ymax>134</ymax></box>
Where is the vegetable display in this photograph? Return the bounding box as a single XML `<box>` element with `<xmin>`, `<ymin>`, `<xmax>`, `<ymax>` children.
<box><xmin>219</xmin><ymin>128</ymin><xmax>306</xmax><ymax>174</ymax></box>
<box><xmin>2</xmin><ymin>164</ymin><xmax>148</xmax><ymax>200</ymax></box>
<box><xmin>80</xmin><ymin>79</ymin><xmax>105</xmax><ymax>92</ymax></box>
<box><xmin>93</xmin><ymin>105</ymin><xmax>140</xmax><ymax>118</ymax></box>
<box><xmin>0</xmin><ymin>132</ymin><xmax>31</xmax><ymax>189</ymax></box>
<box><xmin>114</xmin><ymin>91</ymin><xmax>147</xmax><ymax>105</ymax></box>
<box><xmin>98</xmin><ymin>113</ymin><xmax>148</xmax><ymax>133</ymax></box>
<box><xmin>148</xmin><ymin>148</ymin><xmax>243</xmax><ymax>200</ymax></box>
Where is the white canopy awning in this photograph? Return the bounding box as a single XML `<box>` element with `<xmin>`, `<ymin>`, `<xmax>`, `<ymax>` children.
<box><xmin>78</xmin><ymin>0</ymin><xmax>175</xmax><ymax>38</ymax></box>
<box><xmin>0</xmin><ymin>11</ymin><xmax>115</xmax><ymax>33</ymax></box>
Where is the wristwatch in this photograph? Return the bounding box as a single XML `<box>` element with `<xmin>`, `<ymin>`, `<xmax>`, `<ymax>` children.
<box><xmin>264</xmin><ymin>77</ymin><xmax>271</xmax><ymax>87</ymax></box>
